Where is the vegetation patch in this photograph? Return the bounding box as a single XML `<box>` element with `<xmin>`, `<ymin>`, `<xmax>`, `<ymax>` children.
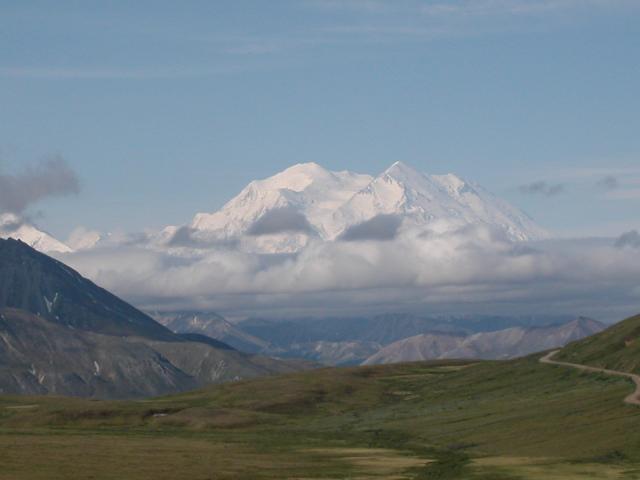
<box><xmin>1</xmin><ymin>358</ymin><xmax>640</xmax><ymax>478</ymax></box>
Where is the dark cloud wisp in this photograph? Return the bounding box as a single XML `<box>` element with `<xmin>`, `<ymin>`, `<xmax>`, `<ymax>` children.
<box><xmin>247</xmin><ymin>207</ymin><xmax>315</xmax><ymax>236</ymax></box>
<box><xmin>615</xmin><ymin>230</ymin><xmax>640</xmax><ymax>249</ymax></box>
<box><xmin>596</xmin><ymin>176</ymin><xmax>619</xmax><ymax>191</ymax></box>
<box><xmin>518</xmin><ymin>181</ymin><xmax>565</xmax><ymax>197</ymax></box>
<box><xmin>0</xmin><ymin>156</ymin><xmax>80</xmax><ymax>213</ymax></box>
<box><xmin>339</xmin><ymin>214</ymin><xmax>403</xmax><ymax>241</ymax></box>
<box><xmin>168</xmin><ymin>226</ymin><xmax>239</xmax><ymax>249</ymax></box>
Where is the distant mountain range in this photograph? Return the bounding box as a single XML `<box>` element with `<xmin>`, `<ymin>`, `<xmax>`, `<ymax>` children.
<box><xmin>151</xmin><ymin>311</ymin><xmax>271</xmax><ymax>354</ymax></box>
<box><xmin>0</xmin><ymin>239</ymin><xmax>310</xmax><ymax>398</ymax></box>
<box><xmin>154</xmin><ymin>311</ymin><xmax>604</xmax><ymax>366</ymax></box>
<box><xmin>6</xmin><ymin>162</ymin><xmax>548</xmax><ymax>255</ymax></box>
<box><xmin>363</xmin><ymin>318</ymin><xmax>605</xmax><ymax>365</ymax></box>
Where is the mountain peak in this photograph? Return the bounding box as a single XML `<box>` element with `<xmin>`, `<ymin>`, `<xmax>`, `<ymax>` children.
<box><xmin>383</xmin><ymin>161</ymin><xmax>424</xmax><ymax>179</ymax></box>
<box><xmin>278</xmin><ymin>162</ymin><xmax>330</xmax><ymax>179</ymax></box>
<box><xmin>380</xmin><ymin>162</ymin><xmax>435</xmax><ymax>196</ymax></box>
<box><xmin>260</xmin><ymin>162</ymin><xmax>332</xmax><ymax>193</ymax></box>
<box><xmin>568</xmin><ymin>317</ymin><xmax>605</xmax><ymax>329</ymax></box>
<box><xmin>282</xmin><ymin>161</ymin><xmax>327</xmax><ymax>173</ymax></box>
<box><xmin>0</xmin><ymin>215</ymin><xmax>72</xmax><ymax>253</ymax></box>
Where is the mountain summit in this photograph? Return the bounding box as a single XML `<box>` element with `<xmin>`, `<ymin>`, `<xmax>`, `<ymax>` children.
<box><xmin>0</xmin><ymin>213</ymin><xmax>71</xmax><ymax>253</ymax></box>
<box><xmin>166</xmin><ymin>161</ymin><xmax>548</xmax><ymax>253</ymax></box>
<box><xmin>190</xmin><ymin>162</ymin><xmax>372</xmax><ymax>234</ymax></box>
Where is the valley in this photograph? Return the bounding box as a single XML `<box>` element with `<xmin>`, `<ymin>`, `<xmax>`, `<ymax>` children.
<box><xmin>1</xmin><ymin>226</ymin><xmax>639</xmax><ymax>478</ymax></box>
<box><xmin>1</xmin><ymin>236</ymin><xmax>637</xmax><ymax>479</ymax></box>
<box><xmin>3</xmin><ymin>4</ymin><xmax>639</xmax><ymax>478</ymax></box>
<box><xmin>1</xmin><ymin>352</ymin><xmax>639</xmax><ymax>479</ymax></box>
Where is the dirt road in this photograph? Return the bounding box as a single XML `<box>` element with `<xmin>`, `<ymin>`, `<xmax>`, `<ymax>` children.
<box><xmin>540</xmin><ymin>350</ymin><xmax>640</xmax><ymax>406</ymax></box>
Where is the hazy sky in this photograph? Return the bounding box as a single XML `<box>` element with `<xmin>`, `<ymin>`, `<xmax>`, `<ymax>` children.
<box><xmin>1</xmin><ymin>1</ymin><xmax>639</xmax><ymax>239</ymax></box>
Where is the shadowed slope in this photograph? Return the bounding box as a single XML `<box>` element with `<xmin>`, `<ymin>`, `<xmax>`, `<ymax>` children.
<box><xmin>0</xmin><ymin>238</ymin><xmax>169</xmax><ymax>338</ymax></box>
<box><xmin>0</xmin><ymin>239</ymin><xmax>312</xmax><ymax>398</ymax></box>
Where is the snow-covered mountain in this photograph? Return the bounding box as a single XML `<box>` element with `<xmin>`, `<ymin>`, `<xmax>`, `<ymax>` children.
<box><xmin>0</xmin><ymin>162</ymin><xmax>549</xmax><ymax>255</ymax></box>
<box><xmin>162</xmin><ymin>161</ymin><xmax>548</xmax><ymax>253</ymax></box>
<box><xmin>333</xmin><ymin>162</ymin><xmax>548</xmax><ymax>241</ymax></box>
<box><xmin>192</xmin><ymin>162</ymin><xmax>372</xmax><ymax>237</ymax></box>
<box><xmin>0</xmin><ymin>213</ymin><xmax>71</xmax><ymax>253</ymax></box>
<box><xmin>170</xmin><ymin>162</ymin><xmax>372</xmax><ymax>252</ymax></box>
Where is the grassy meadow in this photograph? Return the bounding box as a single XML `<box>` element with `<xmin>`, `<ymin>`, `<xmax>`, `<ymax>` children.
<box><xmin>1</xmin><ymin>356</ymin><xmax>640</xmax><ymax>479</ymax></box>
<box><xmin>556</xmin><ymin>314</ymin><xmax>640</xmax><ymax>375</ymax></box>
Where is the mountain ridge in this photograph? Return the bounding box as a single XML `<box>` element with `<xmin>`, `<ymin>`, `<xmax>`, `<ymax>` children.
<box><xmin>155</xmin><ymin>310</ymin><xmax>603</xmax><ymax>366</ymax></box>
<box><xmin>0</xmin><ymin>237</ymin><xmax>170</xmax><ymax>339</ymax></box>
<box><xmin>363</xmin><ymin>317</ymin><xmax>606</xmax><ymax>365</ymax></box>
<box><xmin>0</xmin><ymin>238</ymin><xmax>311</xmax><ymax>398</ymax></box>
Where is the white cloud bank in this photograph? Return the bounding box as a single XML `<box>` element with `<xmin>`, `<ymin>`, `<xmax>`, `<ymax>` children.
<box><xmin>56</xmin><ymin>224</ymin><xmax>640</xmax><ymax>321</ymax></box>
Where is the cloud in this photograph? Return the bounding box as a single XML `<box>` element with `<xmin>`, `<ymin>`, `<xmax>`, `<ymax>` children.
<box><xmin>56</xmin><ymin>225</ymin><xmax>640</xmax><ymax>321</ymax></box>
<box><xmin>66</xmin><ymin>226</ymin><xmax>102</xmax><ymax>251</ymax></box>
<box><xmin>0</xmin><ymin>64</ymin><xmax>259</xmax><ymax>80</ymax></box>
<box><xmin>596</xmin><ymin>175</ymin><xmax>619</xmax><ymax>191</ymax></box>
<box><xmin>0</xmin><ymin>156</ymin><xmax>80</xmax><ymax>213</ymax></box>
<box><xmin>0</xmin><ymin>66</ymin><xmax>180</xmax><ymax>80</ymax></box>
<box><xmin>4</xmin><ymin>1</ymin><xmax>633</xmax><ymax>85</ymax></box>
<box><xmin>0</xmin><ymin>214</ymin><xmax>23</xmax><ymax>231</ymax></box>
<box><xmin>518</xmin><ymin>181</ymin><xmax>565</xmax><ymax>196</ymax></box>
<box><xmin>419</xmin><ymin>0</ymin><xmax>627</xmax><ymax>17</ymax></box>
<box><xmin>247</xmin><ymin>208</ymin><xmax>316</xmax><ymax>236</ymax></box>
<box><xmin>309</xmin><ymin>0</ymin><xmax>638</xmax><ymax>16</ymax></box>
<box><xmin>554</xmin><ymin>167</ymin><xmax>640</xmax><ymax>200</ymax></box>
<box><xmin>615</xmin><ymin>230</ymin><xmax>640</xmax><ymax>249</ymax></box>
<box><xmin>605</xmin><ymin>189</ymin><xmax>640</xmax><ymax>200</ymax></box>
<box><xmin>339</xmin><ymin>214</ymin><xmax>402</xmax><ymax>241</ymax></box>
<box><xmin>222</xmin><ymin>41</ymin><xmax>283</xmax><ymax>55</ymax></box>
<box><xmin>304</xmin><ymin>0</ymin><xmax>391</xmax><ymax>13</ymax></box>
<box><xmin>168</xmin><ymin>227</ymin><xmax>209</xmax><ymax>247</ymax></box>
<box><xmin>308</xmin><ymin>0</ymin><xmax>640</xmax><ymax>40</ymax></box>
<box><xmin>167</xmin><ymin>226</ymin><xmax>240</xmax><ymax>249</ymax></box>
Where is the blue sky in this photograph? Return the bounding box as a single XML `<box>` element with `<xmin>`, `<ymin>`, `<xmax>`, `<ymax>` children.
<box><xmin>1</xmin><ymin>0</ymin><xmax>639</xmax><ymax>239</ymax></box>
